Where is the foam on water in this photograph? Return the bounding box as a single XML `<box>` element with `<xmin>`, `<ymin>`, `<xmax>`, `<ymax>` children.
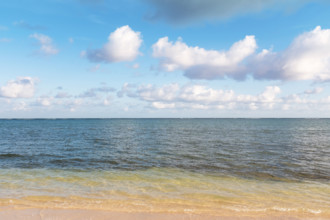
<box><xmin>0</xmin><ymin>168</ymin><xmax>329</xmax><ymax>217</ymax></box>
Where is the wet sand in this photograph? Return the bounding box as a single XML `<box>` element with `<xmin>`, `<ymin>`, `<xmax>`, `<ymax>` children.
<box><xmin>0</xmin><ymin>209</ymin><xmax>236</xmax><ymax>220</ymax></box>
<box><xmin>0</xmin><ymin>208</ymin><xmax>327</xmax><ymax>220</ymax></box>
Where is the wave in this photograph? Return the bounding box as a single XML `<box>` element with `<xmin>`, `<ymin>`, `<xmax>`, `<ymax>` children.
<box><xmin>0</xmin><ymin>153</ymin><xmax>24</xmax><ymax>158</ymax></box>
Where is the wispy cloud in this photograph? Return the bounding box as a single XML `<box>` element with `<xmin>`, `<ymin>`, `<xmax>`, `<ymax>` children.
<box><xmin>55</xmin><ymin>92</ymin><xmax>72</xmax><ymax>99</ymax></box>
<box><xmin>145</xmin><ymin>0</ymin><xmax>315</xmax><ymax>24</ymax></box>
<box><xmin>30</xmin><ymin>85</ymin><xmax>115</xmax><ymax>110</ymax></box>
<box><xmin>30</xmin><ymin>33</ymin><xmax>59</xmax><ymax>56</ymax></box>
<box><xmin>131</xmin><ymin>63</ymin><xmax>140</xmax><ymax>69</ymax></box>
<box><xmin>88</xmin><ymin>15</ymin><xmax>106</xmax><ymax>25</ymax></box>
<box><xmin>0</xmin><ymin>25</ymin><xmax>8</xmax><ymax>31</ymax></box>
<box><xmin>36</xmin><ymin>96</ymin><xmax>53</xmax><ymax>106</ymax></box>
<box><xmin>304</xmin><ymin>87</ymin><xmax>324</xmax><ymax>95</ymax></box>
<box><xmin>88</xmin><ymin>64</ymin><xmax>101</xmax><ymax>72</ymax></box>
<box><xmin>14</xmin><ymin>20</ymin><xmax>46</xmax><ymax>30</ymax></box>
<box><xmin>0</xmin><ymin>38</ymin><xmax>12</xmax><ymax>43</ymax></box>
<box><xmin>77</xmin><ymin>85</ymin><xmax>116</xmax><ymax>98</ymax></box>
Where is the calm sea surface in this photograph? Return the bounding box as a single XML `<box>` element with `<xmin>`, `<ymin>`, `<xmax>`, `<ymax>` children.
<box><xmin>0</xmin><ymin>119</ymin><xmax>329</xmax><ymax>217</ymax></box>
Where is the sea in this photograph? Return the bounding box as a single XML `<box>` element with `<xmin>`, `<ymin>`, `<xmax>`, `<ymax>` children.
<box><xmin>0</xmin><ymin>119</ymin><xmax>329</xmax><ymax>218</ymax></box>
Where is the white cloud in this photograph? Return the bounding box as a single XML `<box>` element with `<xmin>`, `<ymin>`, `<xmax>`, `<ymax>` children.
<box><xmin>153</xmin><ymin>26</ymin><xmax>330</xmax><ymax>82</ymax></box>
<box><xmin>13</xmin><ymin>101</ymin><xmax>28</xmax><ymax>111</ymax></box>
<box><xmin>116</xmin><ymin>82</ymin><xmax>330</xmax><ymax>115</ymax></box>
<box><xmin>0</xmin><ymin>84</ymin><xmax>117</xmax><ymax>113</ymax></box>
<box><xmin>0</xmin><ymin>77</ymin><xmax>37</xmax><ymax>98</ymax></box>
<box><xmin>258</xmin><ymin>86</ymin><xmax>281</xmax><ymax>102</ymax></box>
<box><xmin>252</xmin><ymin>26</ymin><xmax>330</xmax><ymax>81</ymax></box>
<box><xmin>103</xmin><ymin>96</ymin><xmax>112</xmax><ymax>106</ymax></box>
<box><xmin>152</xmin><ymin>35</ymin><xmax>257</xmax><ymax>79</ymax></box>
<box><xmin>86</xmin><ymin>25</ymin><xmax>142</xmax><ymax>63</ymax></box>
<box><xmin>30</xmin><ymin>33</ymin><xmax>59</xmax><ymax>55</ymax></box>
<box><xmin>36</xmin><ymin>96</ymin><xmax>53</xmax><ymax>106</ymax></box>
<box><xmin>119</xmin><ymin>83</ymin><xmax>282</xmax><ymax>110</ymax></box>
<box><xmin>117</xmin><ymin>83</ymin><xmax>136</xmax><ymax>98</ymax></box>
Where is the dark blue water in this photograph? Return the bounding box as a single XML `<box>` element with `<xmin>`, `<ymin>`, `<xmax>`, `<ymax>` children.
<box><xmin>0</xmin><ymin>119</ymin><xmax>329</xmax><ymax>181</ymax></box>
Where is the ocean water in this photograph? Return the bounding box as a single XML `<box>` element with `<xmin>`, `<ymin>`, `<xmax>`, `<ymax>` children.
<box><xmin>0</xmin><ymin>119</ymin><xmax>329</xmax><ymax>217</ymax></box>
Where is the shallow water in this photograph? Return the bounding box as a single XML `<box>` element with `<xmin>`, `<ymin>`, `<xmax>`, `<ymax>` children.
<box><xmin>0</xmin><ymin>119</ymin><xmax>329</xmax><ymax>217</ymax></box>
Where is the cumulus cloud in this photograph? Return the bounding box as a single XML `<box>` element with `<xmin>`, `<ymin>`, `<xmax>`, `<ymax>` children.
<box><xmin>119</xmin><ymin>83</ymin><xmax>282</xmax><ymax>110</ymax></box>
<box><xmin>118</xmin><ymin>82</ymin><xmax>330</xmax><ymax>115</ymax></box>
<box><xmin>30</xmin><ymin>33</ymin><xmax>59</xmax><ymax>55</ymax></box>
<box><xmin>86</xmin><ymin>25</ymin><xmax>142</xmax><ymax>63</ymax></box>
<box><xmin>153</xmin><ymin>26</ymin><xmax>330</xmax><ymax>82</ymax></box>
<box><xmin>251</xmin><ymin>26</ymin><xmax>330</xmax><ymax>81</ymax></box>
<box><xmin>0</xmin><ymin>77</ymin><xmax>37</xmax><ymax>98</ymax></box>
<box><xmin>144</xmin><ymin>0</ymin><xmax>312</xmax><ymax>24</ymax></box>
<box><xmin>152</xmin><ymin>35</ymin><xmax>257</xmax><ymax>80</ymax></box>
<box><xmin>116</xmin><ymin>82</ymin><xmax>330</xmax><ymax>114</ymax></box>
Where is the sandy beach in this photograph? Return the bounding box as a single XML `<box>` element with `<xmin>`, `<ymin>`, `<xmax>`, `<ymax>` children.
<box><xmin>1</xmin><ymin>209</ymin><xmax>220</xmax><ymax>220</ymax></box>
<box><xmin>0</xmin><ymin>208</ymin><xmax>325</xmax><ymax>220</ymax></box>
<box><xmin>1</xmin><ymin>206</ymin><xmax>330</xmax><ymax>220</ymax></box>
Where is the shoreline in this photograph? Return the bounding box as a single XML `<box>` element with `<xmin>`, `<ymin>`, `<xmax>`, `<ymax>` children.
<box><xmin>0</xmin><ymin>208</ymin><xmax>328</xmax><ymax>220</ymax></box>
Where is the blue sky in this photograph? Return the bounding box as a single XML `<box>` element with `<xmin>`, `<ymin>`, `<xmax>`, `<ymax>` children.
<box><xmin>1</xmin><ymin>0</ymin><xmax>330</xmax><ymax>118</ymax></box>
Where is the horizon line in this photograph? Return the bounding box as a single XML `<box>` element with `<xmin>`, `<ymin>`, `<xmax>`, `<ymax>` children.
<box><xmin>0</xmin><ymin>117</ymin><xmax>328</xmax><ymax>120</ymax></box>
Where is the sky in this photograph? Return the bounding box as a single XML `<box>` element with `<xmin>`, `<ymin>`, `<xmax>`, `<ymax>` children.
<box><xmin>1</xmin><ymin>0</ymin><xmax>330</xmax><ymax>118</ymax></box>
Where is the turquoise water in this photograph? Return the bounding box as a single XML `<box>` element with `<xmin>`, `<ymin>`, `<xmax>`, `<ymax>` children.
<box><xmin>0</xmin><ymin>119</ymin><xmax>329</xmax><ymax>217</ymax></box>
